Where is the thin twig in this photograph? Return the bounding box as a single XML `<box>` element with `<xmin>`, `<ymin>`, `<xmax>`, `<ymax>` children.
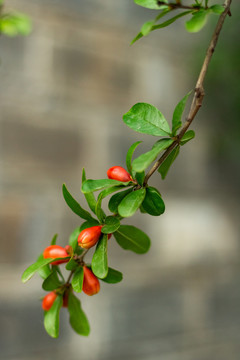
<box><xmin>157</xmin><ymin>1</ymin><xmax>200</xmax><ymax>10</ymax></box>
<box><xmin>66</xmin><ymin>249</ymin><xmax>89</xmax><ymax>284</ymax></box>
<box><xmin>144</xmin><ymin>0</ymin><xmax>232</xmax><ymax>186</ymax></box>
<box><xmin>78</xmin><ymin>248</ymin><xmax>89</xmax><ymax>262</ymax></box>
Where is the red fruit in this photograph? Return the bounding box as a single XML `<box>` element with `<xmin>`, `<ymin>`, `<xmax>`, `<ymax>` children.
<box><xmin>42</xmin><ymin>291</ymin><xmax>57</xmax><ymax>311</ymax></box>
<box><xmin>78</xmin><ymin>226</ymin><xmax>102</xmax><ymax>249</ymax></box>
<box><xmin>107</xmin><ymin>166</ymin><xmax>132</xmax><ymax>182</ymax></box>
<box><xmin>82</xmin><ymin>266</ymin><xmax>100</xmax><ymax>296</ymax></box>
<box><xmin>43</xmin><ymin>245</ymin><xmax>69</xmax><ymax>265</ymax></box>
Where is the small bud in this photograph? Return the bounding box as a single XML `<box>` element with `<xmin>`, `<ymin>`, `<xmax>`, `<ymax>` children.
<box><xmin>82</xmin><ymin>266</ymin><xmax>100</xmax><ymax>296</ymax></box>
<box><xmin>43</xmin><ymin>245</ymin><xmax>69</xmax><ymax>265</ymax></box>
<box><xmin>107</xmin><ymin>166</ymin><xmax>132</xmax><ymax>182</ymax></box>
<box><xmin>78</xmin><ymin>225</ymin><xmax>102</xmax><ymax>249</ymax></box>
<box><xmin>42</xmin><ymin>291</ymin><xmax>57</xmax><ymax>311</ymax></box>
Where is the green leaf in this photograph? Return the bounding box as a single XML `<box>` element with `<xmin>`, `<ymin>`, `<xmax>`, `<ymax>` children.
<box><xmin>72</xmin><ymin>267</ymin><xmax>84</xmax><ymax>293</ymax></box>
<box><xmin>135</xmin><ymin>171</ymin><xmax>145</xmax><ymax>186</ymax></box>
<box><xmin>95</xmin><ymin>186</ymin><xmax>125</xmax><ymax>223</ymax></box>
<box><xmin>140</xmin><ymin>205</ymin><xmax>147</xmax><ymax>213</ymax></box>
<box><xmin>80</xmin><ymin>219</ymin><xmax>100</xmax><ymax>232</ymax></box>
<box><xmin>154</xmin><ymin>8</ymin><xmax>170</xmax><ymax>22</ymax></box>
<box><xmin>42</xmin><ymin>269</ymin><xmax>63</xmax><ymax>291</ymax></box>
<box><xmin>69</xmin><ymin>227</ymin><xmax>81</xmax><ymax>251</ymax></box>
<box><xmin>131</xmin><ymin>32</ymin><xmax>144</xmax><ymax>45</ymax></box>
<box><xmin>118</xmin><ymin>188</ymin><xmax>146</xmax><ymax>218</ymax></box>
<box><xmin>131</xmin><ymin>8</ymin><xmax>170</xmax><ymax>45</ymax></box>
<box><xmin>62</xmin><ymin>183</ymin><xmax>93</xmax><ymax>221</ymax></box>
<box><xmin>75</xmin><ymin>247</ymin><xmax>84</xmax><ymax>256</ymax></box>
<box><xmin>123</xmin><ymin>103</ymin><xmax>171</xmax><ymax>136</ymax></box>
<box><xmin>44</xmin><ymin>295</ymin><xmax>62</xmax><ymax>338</ymax></box>
<box><xmin>210</xmin><ymin>5</ymin><xmax>225</xmax><ymax>14</ymax></box>
<box><xmin>185</xmin><ymin>10</ymin><xmax>209</xmax><ymax>33</ymax></box>
<box><xmin>91</xmin><ymin>234</ymin><xmax>108</xmax><ymax>279</ymax></box>
<box><xmin>141</xmin><ymin>186</ymin><xmax>165</xmax><ymax>216</ymax></box>
<box><xmin>141</xmin><ymin>20</ymin><xmax>154</xmax><ymax>36</ymax></box>
<box><xmin>114</xmin><ymin>225</ymin><xmax>151</xmax><ymax>254</ymax></box>
<box><xmin>101</xmin><ymin>267</ymin><xmax>123</xmax><ymax>284</ymax></box>
<box><xmin>180</xmin><ymin>130</ymin><xmax>195</xmax><ymax>145</ymax></box>
<box><xmin>82</xmin><ymin>179</ymin><xmax>131</xmax><ymax>193</ymax></box>
<box><xmin>95</xmin><ymin>201</ymin><xmax>106</xmax><ymax>223</ymax></box>
<box><xmin>65</xmin><ymin>258</ymin><xmax>78</xmax><ymax>271</ymax></box>
<box><xmin>134</xmin><ymin>0</ymin><xmax>168</xmax><ymax>10</ymax></box>
<box><xmin>101</xmin><ymin>216</ymin><xmax>120</xmax><ymax>234</ymax></box>
<box><xmin>37</xmin><ymin>254</ymin><xmax>51</xmax><ymax>280</ymax></box>
<box><xmin>152</xmin><ymin>10</ymin><xmax>192</xmax><ymax>31</ymax></box>
<box><xmin>132</xmin><ymin>138</ymin><xmax>174</xmax><ymax>173</ymax></box>
<box><xmin>22</xmin><ymin>257</ymin><xmax>62</xmax><ymax>283</ymax></box>
<box><xmin>82</xmin><ymin>168</ymin><xmax>97</xmax><ymax>214</ymax></box>
<box><xmin>158</xmin><ymin>146</ymin><xmax>180</xmax><ymax>179</ymax></box>
<box><xmin>68</xmin><ymin>292</ymin><xmax>90</xmax><ymax>336</ymax></box>
<box><xmin>126</xmin><ymin>141</ymin><xmax>142</xmax><ymax>175</ymax></box>
<box><xmin>108</xmin><ymin>188</ymin><xmax>133</xmax><ymax>214</ymax></box>
<box><xmin>172</xmin><ymin>91</ymin><xmax>192</xmax><ymax>136</ymax></box>
<box><xmin>98</xmin><ymin>186</ymin><xmax>128</xmax><ymax>202</ymax></box>
<box><xmin>53</xmin><ymin>265</ymin><xmax>65</xmax><ymax>283</ymax></box>
<box><xmin>51</xmin><ymin>233</ymin><xmax>58</xmax><ymax>246</ymax></box>
<box><xmin>0</xmin><ymin>13</ymin><xmax>31</xmax><ymax>37</ymax></box>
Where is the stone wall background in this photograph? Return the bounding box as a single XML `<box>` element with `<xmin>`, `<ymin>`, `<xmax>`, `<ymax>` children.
<box><xmin>0</xmin><ymin>1</ymin><xmax>239</xmax><ymax>359</ymax></box>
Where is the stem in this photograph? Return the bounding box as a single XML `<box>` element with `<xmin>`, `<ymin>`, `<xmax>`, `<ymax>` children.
<box><xmin>66</xmin><ymin>249</ymin><xmax>89</xmax><ymax>284</ymax></box>
<box><xmin>144</xmin><ymin>0</ymin><xmax>232</xmax><ymax>186</ymax></box>
<box><xmin>79</xmin><ymin>248</ymin><xmax>89</xmax><ymax>262</ymax></box>
<box><xmin>66</xmin><ymin>269</ymin><xmax>74</xmax><ymax>284</ymax></box>
<box><xmin>157</xmin><ymin>1</ymin><xmax>199</xmax><ymax>10</ymax></box>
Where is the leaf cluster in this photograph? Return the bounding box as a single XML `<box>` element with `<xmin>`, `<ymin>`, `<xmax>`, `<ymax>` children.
<box><xmin>21</xmin><ymin>87</ymin><xmax>195</xmax><ymax>338</ymax></box>
<box><xmin>132</xmin><ymin>0</ymin><xmax>225</xmax><ymax>43</ymax></box>
<box><xmin>0</xmin><ymin>1</ymin><xmax>31</xmax><ymax>37</ymax></box>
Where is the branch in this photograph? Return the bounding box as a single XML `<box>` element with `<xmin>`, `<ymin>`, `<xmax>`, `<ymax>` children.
<box><xmin>66</xmin><ymin>249</ymin><xmax>89</xmax><ymax>284</ymax></box>
<box><xmin>62</xmin><ymin>0</ymin><xmax>232</xmax><ymax>273</ymax></box>
<box><xmin>144</xmin><ymin>0</ymin><xmax>232</xmax><ymax>186</ymax></box>
<box><xmin>157</xmin><ymin>1</ymin><xmax>200</xmax><ymax>10</ymax></box>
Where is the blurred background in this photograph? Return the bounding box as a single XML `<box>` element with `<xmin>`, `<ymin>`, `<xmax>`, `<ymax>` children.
<box><xmin>0</xmin><ymin>0</ymin><xmax>240</xmax><ymax>359</ymax></box>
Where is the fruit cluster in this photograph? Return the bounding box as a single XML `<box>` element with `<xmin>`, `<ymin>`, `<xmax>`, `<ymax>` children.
<box><xmin>22</xmin><ymin>83</ymin><xmax>197</xmax><ymax>337</ymax></box>
<box><xmin>22</xmin><ymin>165</ymin><xmax>158</xmax><ymax>337</ymax></box>
<box><xmin>40</xmin><ymin>167</ymin><xmax>133</xmax><ymax>312</ymax></box>
<box><xmin>22</xmin><ymin>85</ymin><xmax>195</xmax><ymax>337</ymax></box>
<box><xmin>42</xmin><ymin>239</ymin><xmax>101</xmax><ymax>312</ymax></box>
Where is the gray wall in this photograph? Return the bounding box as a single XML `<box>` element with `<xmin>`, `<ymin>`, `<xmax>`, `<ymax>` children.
<box><xmin>0</xmin><ymin>1</ymin><xmax>239</xmax><ymax>359</ymax></box>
